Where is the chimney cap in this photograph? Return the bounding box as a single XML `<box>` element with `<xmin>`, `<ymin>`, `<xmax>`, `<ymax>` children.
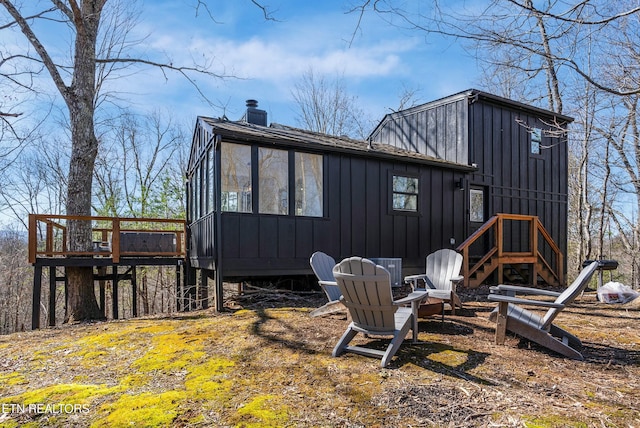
<box><xmin>246</xmin><ymin>99</ymin><xmax>258</xmax><ymax>108</ymax></box>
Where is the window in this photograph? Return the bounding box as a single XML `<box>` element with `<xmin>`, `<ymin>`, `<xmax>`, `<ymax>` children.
<box><xmin>392</xmin><ymin>174</ymin><xmax>419</xmax><ymax>212</ymax></box>
<box><xmin>193</xmin><ymin>164</ymin><xmax>200</xmax><ymax>220</ymax></box>
<box><xmin>207</xmin><ymin>147</ymin><xmax>214</xmax><ymax>213</ymax></box>
<box><xmin>259</xmin><ymin>148</ymin><xmax>289</xmax><ymax>215</ymax></box>
<box><xmin>470</xmin><ymin>189</ymin><xmax>484</xmax><ymax>222</ymax></box>
<box><xmin>295</xmin><ymin>152</ymin><xmax>323</xmax><ymax>217</ymax></box>
<box><xmin>531</xmin><ymin>128</ymin><xmax>542</xmax><ymax>155</ymax></box>
<box><xmin>221</xmin><ymin>143</ymin><xmax>252</xmax><ymax>212</ymax></box>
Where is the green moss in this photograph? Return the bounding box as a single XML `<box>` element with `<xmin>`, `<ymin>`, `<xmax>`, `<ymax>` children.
<box><xmin>427</xmin><ymin>349</ymin><xmax>469</xmax><ymax>367</ymax></box>
<box><xmin>119</xmin><ymin>373</ymin><xmax>151</xmax><ymax>389</ymax></box>
<box><xmin>524</xmin><ymin>415</ymin><xmax>588</xmax><ymax>427</ymax></box>
<box><xmin>0</xmin><ymin>372</ymin><xmax>27</xmax><ymax>387</ymax></box>
<box><xmin>91</xmin><ymin>390</ymin><xmax>186</xmax><ymax>428</ymax></box>
<box><xmin>133</xmin><ymin>332</ymin><xmax>205</xmax><ymax>373</ymax></box>
<box><xmin>4</xmin><ymin>383</ymin><xmax>122</xmax><ymax>405</ymax></box>
<box><xmin>232</xmin><ymin>394</ymin><xmax>289</xmax><ymax>427</ymax></box>
<box><xmin>184</xmin><ymin>357</ymin><xmax>235</xmax><ymax>400</ymax></box>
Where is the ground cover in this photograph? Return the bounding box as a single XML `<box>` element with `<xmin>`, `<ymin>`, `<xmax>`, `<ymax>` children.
<box><xmin>0</xmin><ymin>286</ymin><xmax>638</xmax><ymax>427</ymax></box>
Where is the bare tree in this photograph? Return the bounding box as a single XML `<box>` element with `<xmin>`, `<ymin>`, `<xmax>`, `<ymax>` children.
<box><xmin>92</xmin><ymin>109</ymin><xmax>187</xmax><ymax>316</ymax></box>
<box><xmin>291</xmin><ymin>68</ymin><xmax>373</xmax><ymax>139</ymax></box>
<box><xmin>0</xmin><ymin>1</ymin><xmax>268</xmax><ymax>322</ymax></box>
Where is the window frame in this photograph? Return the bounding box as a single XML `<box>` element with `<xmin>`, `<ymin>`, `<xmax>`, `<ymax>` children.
<box><xmin>389</xmin><ymin>171</ymin><xmax>420</xmax><ymax>216</ymax></box>
<box><xmin>530</xmin><ymin>127</ymin><xmax>543</xmax><ymax>157</ymax></box>
<box><xmin>220</xmin><ymin>142</ymin><xmax>253</xmax><ymax>213</ymax></box>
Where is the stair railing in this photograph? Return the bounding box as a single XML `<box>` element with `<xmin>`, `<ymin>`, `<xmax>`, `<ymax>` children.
<box><xmin>456</xmin><ymin>213</ymin><xmax>564</xmax><ymax>288</ymax></box>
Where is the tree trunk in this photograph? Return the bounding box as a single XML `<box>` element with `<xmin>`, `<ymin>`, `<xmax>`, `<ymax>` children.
<box><xmin>63</xmin><ymin>1</ymin><xmax>106</xmax><ymax>323</ymax></box>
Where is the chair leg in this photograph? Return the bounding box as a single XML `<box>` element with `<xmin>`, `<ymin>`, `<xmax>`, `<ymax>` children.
<box><xmin>494</xmin><ymin>302</ymin><xmax>509</xmax><ymax>344</ymax></box>
<box><xmin>450</xmin><ymin>292</ymin><xmax>456</xmax><ymax>316</ymax></box>
<box><xmin>381</xmin><ymin>322</ymin><xmax>412</xmax><ymax>367</ymax></box>
<box><xmin>332</xmin><ymin>324</ymin><xmax>358</xmax><ymax>357</ymax></box>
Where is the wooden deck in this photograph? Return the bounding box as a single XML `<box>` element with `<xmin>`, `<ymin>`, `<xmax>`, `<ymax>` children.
<box><xmin>29</xmin><ymin>214</ymin><xmax>187</xmax><ymax>263</ymax></box>
<box><xmin>28</xmin><ymin>214</ymin><xmax>199</xmax><ymax>329</ymax></box>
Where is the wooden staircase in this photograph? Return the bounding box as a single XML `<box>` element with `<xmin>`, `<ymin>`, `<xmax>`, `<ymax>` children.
<box><xmin>457</xmin><ymin>214</ymin><xmax>564</xmax><ymax>288</ymax></box>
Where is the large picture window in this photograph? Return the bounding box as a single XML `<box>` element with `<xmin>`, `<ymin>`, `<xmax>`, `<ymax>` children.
<box><xmin>221</xmin><ymin>143</ymin><xmax>252</xmax><ymax>213</ymax></box>
<box><xmin>392</xmin><ymin>174</ymin><xmax>419</xmax><ymax>212</ymax></box>
<box><xmin>259</xmin><ymin>148</ymin><xmax>289</xmax><ymax>215</ymax></box>
<box><xmin>295</xmin><ymin>152</ymin><xmax>323</xmax><ymax>217</ymax></box>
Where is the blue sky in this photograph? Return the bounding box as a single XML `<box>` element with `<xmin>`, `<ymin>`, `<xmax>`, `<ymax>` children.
<box><xmin>122</xmin><ymin>0</ymin><xmax>481</xmax><ymax>131</ymax></box>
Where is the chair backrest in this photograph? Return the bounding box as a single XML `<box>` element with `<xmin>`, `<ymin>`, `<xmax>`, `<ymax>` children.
<box><xmin>310</xmin><ymin>251</ymin><xmax>341</xmax><ymax>301</ymax></box>
<box><xmin>333</xmin><ymin>257</ymin><xmax>397</xmax><ymax>332</ymax></box>
<box><xmin>310</xmin><ymin>251</ymin><xmax>336</xmax><ymax>282</ymax></box>
<box><xmin>541</xmin><ymin>261</ymin><xmax>599</xmax><ymax>328</ymax></box>
<box><xmin>424</xmin><ymin>249</ymin><xmax>463</xmax><ymax>290</ymax></box>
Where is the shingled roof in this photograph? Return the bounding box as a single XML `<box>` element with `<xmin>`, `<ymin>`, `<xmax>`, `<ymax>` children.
<box><xmin>197</xmin><ymin>116</ymin><xmax>474</xmax><ymax>172</ymax></box>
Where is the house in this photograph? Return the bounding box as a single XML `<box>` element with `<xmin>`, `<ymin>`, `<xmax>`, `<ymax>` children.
<box><xmin>186</xmin><ymin>91</ymin><xmax>573</xmax><ymax>310</ymax></box>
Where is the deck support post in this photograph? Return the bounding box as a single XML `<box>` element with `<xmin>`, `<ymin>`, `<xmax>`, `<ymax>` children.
<box><xmin>32</xmin><ymin>264</ymin><xmax>43</xmax><ymax>330</ymax></box>
<box><xmin>48</xmin><ymin>266</ymin><xmax>56</xmax><ymax>327</ymax></box>
<box><xmin>98</xmin><ymin>266</ymin><xmax>106</xmax><ymax>316</ymax></box>
<box><xmin>112</xmin><ymin>265</ymin><xmax>119</xmax><ymax>319</ymax></box>
<box><xmin>200</xmin><ymin>271</ymin><xmax>209</xmax><ymax>309</ymax></box>
<box><xmin>131</xmin><ymin>266</ymin><xmax>137</xmax><ymax>317</ymax></box>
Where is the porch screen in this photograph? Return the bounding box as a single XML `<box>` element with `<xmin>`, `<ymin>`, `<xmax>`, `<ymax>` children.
<box><xmin>221</xmin><ymin>143</ymin><xmax>252</xmax><ymax>213</ymax></box>
<box><xmin>295</xmin><ymin>152</ymin><xmax>323</xmax><ymax>217</ymax></box>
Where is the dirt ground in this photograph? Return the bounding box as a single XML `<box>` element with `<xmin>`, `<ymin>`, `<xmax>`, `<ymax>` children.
<box><xmin>0</xmin><ymin>283</ymin><xmax>638</xmax><ymax>427</ymax></box>
<box><xmin>224</xmin><ymin>283</ymin><xmax>640</xmax><ymax>427</ymax></box>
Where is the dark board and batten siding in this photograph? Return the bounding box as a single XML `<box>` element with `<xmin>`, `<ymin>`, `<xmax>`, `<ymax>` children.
<box><xmin>218</xmin><ymin>151</ymin><xmax>466</xmax><ymax>278</ymax></box>
<box><xmin>186</xmin><ymin>117</ymin><xmax>473</xmax><ymax>281</ymax></box>
<box><xmin>467</xmin><ymin>95</ymin><xmax>570</xmax><ymax>259</ymax></box>
<box><xmin>370</xmin><ymin>94</ymin><xmax>469</xmax><ymax>165</ymax></box>
<box><xmin>187</xmin><ymin>88</ymin><xmax>572</xmax><ymax>283</ymax></box>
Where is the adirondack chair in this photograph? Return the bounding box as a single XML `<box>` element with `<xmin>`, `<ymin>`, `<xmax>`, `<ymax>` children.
<box><xmin>488</xmin><ymin>260</ymin><xmax>599</xmax><ymax>360</ymax></box>
<box><xmin>404</xmin><ymin>249</ymin><xmax>464</xmax><ymax>316</ymax></box>
<box><xmin>332</xmin><ymin>257</ymin><xmax>428</xmax><ymax>367</ymax></box>
<box><xmin>309</xmin><ymin>252</ymin><xmax>344</xmax><ymax>317</ymax></box>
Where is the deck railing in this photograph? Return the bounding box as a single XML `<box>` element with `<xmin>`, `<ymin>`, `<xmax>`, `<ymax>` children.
<box><xmin>28</xmin><ymin>214</ymin><xmax>187</xmax><ymax>264</ymax></box>
<box><xmin>456</xmin><ymin>213</ymin><xmax>564</xmax><ymax>287</ymax></box>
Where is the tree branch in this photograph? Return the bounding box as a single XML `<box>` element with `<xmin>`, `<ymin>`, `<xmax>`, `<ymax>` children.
<box><xmin>0</xmin><ymin>1</ymin><xmax>71</xmax><ymax>101</ymax></box>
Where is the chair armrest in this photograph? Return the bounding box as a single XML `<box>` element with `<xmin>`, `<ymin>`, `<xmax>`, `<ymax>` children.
<box><xmin>404</xmin><ymin>274</ymin><xmax>426</xmax><ymax>286</ymax></box>
<box><xmin>394</xmin><ymin>290</ymin><xmax>429</xmax><ymax>305</ymax></box>
<box><xmin>487</xmin><ymin>294</ymin><xmax>565</xmax><ymax>308</ymax></box>
<box><xmin>404</xmin><ymin>274</ymin><xmax>426</xmax><ymax>282</ymax></box>
<box><xmin>318</xmin><ymin>280</ymin><xmax>337</xmax><ymax>288</ymax></box>
<box><xmin>491</xmin><ymin>284</ymin><xmax>561</xmax><ymax>298</ymax></box>
<box><xmin>451</xmin><ymin>275</ymin><xmax>464</xmax><ymax>282</ymax></box>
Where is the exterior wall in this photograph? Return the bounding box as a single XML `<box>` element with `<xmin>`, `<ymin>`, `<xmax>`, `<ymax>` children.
<box><xmin>370</xmin><ymin>90</ymin><xmax>570</xmax><ymax>270</ymax></box>
<box><xmin>369</xmin><ymin>95</ymin><xmax>469</xmax><ymax>165</ymax></box>
<box><xmin>467</xmin><ymin>97</ymin><xmax>568</xmax><ymax>260</ymax></box>
<box><xmin>214</xmin><ymin>150</ymin><xmax>466</xmax><ymax>278</ymax></box>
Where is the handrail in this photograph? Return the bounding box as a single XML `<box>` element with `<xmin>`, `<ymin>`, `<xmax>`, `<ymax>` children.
<box><xmin>456</xmin><ymin>213</ymin><xmax>564</xmax><ymax>287</ymax></box>
<box><xmin>28</xmin><ymin>214</ymin><xmax>187</xmax><ymax>264</ymax></box>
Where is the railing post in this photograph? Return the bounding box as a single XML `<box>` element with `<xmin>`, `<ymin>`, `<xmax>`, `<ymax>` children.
<box><xmin>531</xmin><ymin>217</ymin><xmax>538</xmax><ymax>286</ymax></box>
<box><xmin>112</xmin><ymin>219</ymin><xmax>120</xmax><ymax>263</ymax></box>
<box><xmin>45</xmin><ymin>221</ymin><xmax>53</xmax><ymax>256</ymax></box>
<box><xmin>28</xmin><ymin>214</ymin><xmax>37</xmax><ymax>264</ymax></box>
<box><xmin>461</xmin><ymin>247</ymin><xmax>469</xmax><ymax>288</ymax></box>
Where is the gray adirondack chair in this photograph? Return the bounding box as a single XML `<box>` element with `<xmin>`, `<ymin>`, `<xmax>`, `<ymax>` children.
<box><xmin>404</xmin><ymin>249</ymin><xmax>464</xmax><ymax>316</ymax></box>
<box><xmin>332</xmin><ymin>257</ymin><xmax>428</xmax><ymax>367</ymax></box>
<box><xmin>488</xmin><ymin>261</ymin><xmax>599</xmax><ymax>360</ymax></box>
<box><xmin>309</xmin><ymin>251</ymin><xmax>344</xmax><ymax>317</ymax></box>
